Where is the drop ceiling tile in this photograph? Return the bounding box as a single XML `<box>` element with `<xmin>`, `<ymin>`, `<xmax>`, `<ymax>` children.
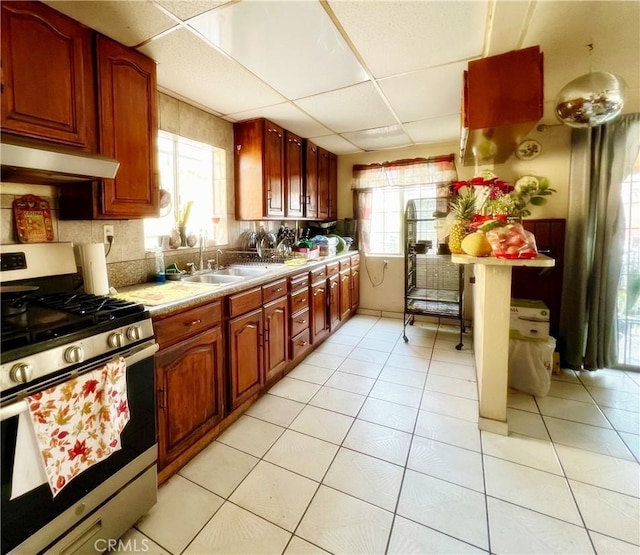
<box><xmin>404</xmin><ymin>116</ymin><xmax>461</xmax><ymax>145</ymax></box>
<box><xmin>378</xmin><ymin>62</ymin><xmax>466</xmax><ymax>123</ymax></box>
<box><xmin>43</xmin><ymin>1</ymin><xmax>177</xmax><ymax>47</ymax></box>
<box><xmin>139</xmin><ymin>28</ymin><xmax>285</xmax><ymax>116</ymax></box>
<box><xmin>486</xmin><ymin>1</ymin><xmax>530</xmax><ymax>56</ymax></box>
<box><xmin>328</xmin><ymin>1</ymin><xmax>488</xmax><ymax>78</ymax></box>
<box><xmin>341</xmin><ymin>125</ymin><xmax>413</xmax><ymax>151</ymax></box>
<box><xmin>153</xmin><ymin>0</ymin><xmax>228</xmax><ymax>22</ymax></box>
<box><xmin>228</xmin><ymin>103</ymin><xmax>332</xmax><ymax>138</ymax></box>
<box><xmin>189</xmin><ymin>1</ymin><xmax>369</xmax><ymax>99</ymax></box>
<box><xmin>295</xmin><ymin>82</ymin><xmax>397</xmax><ymax>134</ymax></box>
<box><xmin>308</xmin><ymin>135</ymin><xmax>363</xmax><ymax>155</ymax></box>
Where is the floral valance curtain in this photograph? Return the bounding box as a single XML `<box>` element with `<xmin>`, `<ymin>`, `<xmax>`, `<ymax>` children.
<box><xmin>351</xmin><ymin>155</ymin><xmax>457</xmax><ymax>190</ymax></box>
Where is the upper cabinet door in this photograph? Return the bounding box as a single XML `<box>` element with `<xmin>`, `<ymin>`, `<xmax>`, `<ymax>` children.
<box><xmin>328</xmin><ymin>152</ymin><xmax>338</xmax><ymax>220</ymax></box>
<box><xmin>264</xmin><ymin>121</ymin><xmax>285</xmax><ymax>218</ymax></box>
<box><xmin>96</xmin><ymin>35</ymin><xmax>159</xmax><ymax>218</ymax></box>
<box><xmin>285</xmin><ymin>131</ymin><xmax>304</xmax><ymax>218</ymax></box>
<box><xmin>317</xmin><ymin>147</ymin><xmax>330</xmax><ymax>220</ymax></box>
<box><xmin>0</xmin><ymin>1</ymin><xmax>96</xmax><ymax>149</ymax></box>
<box><xmin>304</xmin><ymin>140</ymin><xmax>318</xmax><ymax>219</ymax></box>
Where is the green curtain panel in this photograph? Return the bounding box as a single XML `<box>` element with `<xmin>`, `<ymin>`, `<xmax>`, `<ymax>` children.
<box><xmin>560</xmin><ymin>113</ymin><xmax>640</xmax><ymax>370</ymax></box>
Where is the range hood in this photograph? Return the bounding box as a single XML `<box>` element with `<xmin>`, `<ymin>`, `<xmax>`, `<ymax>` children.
<box><xmin>1</xmin><ymin>141</ymin><xmax>120</xmax><ymax>183</ymax></box>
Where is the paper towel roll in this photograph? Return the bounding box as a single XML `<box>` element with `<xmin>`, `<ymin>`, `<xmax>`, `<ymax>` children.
<box><xmin>79</xmin><ymin>243</ymin><xmax>110</xmax><ymax>295</ymax></box>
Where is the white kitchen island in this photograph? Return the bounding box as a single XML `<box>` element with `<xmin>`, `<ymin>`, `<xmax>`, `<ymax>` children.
<box><xmin>452</xmin><ymin>254</ymin><xmax>555</xmax><ymax>435</ymax></box>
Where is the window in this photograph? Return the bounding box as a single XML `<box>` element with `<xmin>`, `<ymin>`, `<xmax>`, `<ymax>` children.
<box><xmin>144</xmin><ymin>131</ymin><xmax>227</xmax><ymax>249</ymax></box>
<box><xmin>352</xmin><ymin>156</ymin><xmax>457</xmax><ymax>255</ymax></box>
<box><xmin>617</xmin><ymin>150</ymin><xmax>640</xmax><ymax>368</ymax></box>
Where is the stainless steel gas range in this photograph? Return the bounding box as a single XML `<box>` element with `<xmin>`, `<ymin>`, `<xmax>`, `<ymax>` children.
<box><xmin>1</xmin><ymin>243</ymin><xmax>158</xmax><ymax>554</ymax></box>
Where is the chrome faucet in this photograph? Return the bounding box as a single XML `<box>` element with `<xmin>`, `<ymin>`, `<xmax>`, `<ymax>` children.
<box><xmin>215</xmin><ymin>249</ymin><xmax>224</xmax><ymax>270</ymax></box>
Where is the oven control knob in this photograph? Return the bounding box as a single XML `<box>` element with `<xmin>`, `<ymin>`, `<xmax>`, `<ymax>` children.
<box><xmin>126</xmin><ymin>325</ymin><xmax>142</xmax><ymax>341</ymax></box>
<box><xmin>64</xmin><ymin>346</ymin><xmax>84</xmax><ymax>364</ymax></box>
<box><xmin>108</xmin><ymin>332</ymin><xmax>125</xmax><ymax>348</ymax></box>
<box><xmin>10</xmin><ymin>363</ymin><xmax>33</xmax><ymax>384</ymax></box>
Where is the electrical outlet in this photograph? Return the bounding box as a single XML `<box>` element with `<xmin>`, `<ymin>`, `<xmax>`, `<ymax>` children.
<box><xmin>103</xmin><ymin>224</ymin><xmax>114</xmax><ymax>243</ymax></box>
<box><xmin>383</xmin><ymin>259</ymin><xmax>389</xmax><ymax>268</ymax></box>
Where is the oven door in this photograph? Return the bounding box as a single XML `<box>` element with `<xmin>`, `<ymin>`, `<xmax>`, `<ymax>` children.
<box><xmin>0</xmin><ymin>341</ymin><xmax>158</xmax><ymax>555</ymax></box>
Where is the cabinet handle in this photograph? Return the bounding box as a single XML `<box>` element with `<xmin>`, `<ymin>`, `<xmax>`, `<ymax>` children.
<box><xmin>275</xmin><ymin>287</ymin><xmax>283</xmax><ymax>293</ymax></box>
<box><xmin>298</xmin><ymin>340</ymin><xmax>308</xmax><ymax>346</ymax></box>
<box><xmin>341</xmin><ymin>276</ymin><xmax>348</xmax><ymax>282</ymax></box>
<box><xmin>307</xmin><ymin>195</ymin><xmax>311</xmax><ymax>204</ymax></box>
<box><xmin>296</xmin><ymin>297</ymin><xmax>307</xmax><ymax>304</ymax></box>
<box><xmin>158</xmin><ymin>388</ymin><xmax>166</xmax><ymax>409</ymax></box>
<box><xmin>246</xmin><ymin>324</ymin><xmax>257</xmax><ymax>330</ymax></box>
<box><xmin>296</xmin><ymin>318</ymin><xmax>307</xmax><ymax>324</ymax></box>
<box><xmin>185</xmin><ymin>319</ymin><xmax>202</xmax><ymax>327</ymax></box>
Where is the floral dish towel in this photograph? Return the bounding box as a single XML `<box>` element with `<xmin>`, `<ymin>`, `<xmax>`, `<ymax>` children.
<box><xmin>24</xmin><ymin>357</ymin><xmax>130</xmax><ymax>497</ymax></box>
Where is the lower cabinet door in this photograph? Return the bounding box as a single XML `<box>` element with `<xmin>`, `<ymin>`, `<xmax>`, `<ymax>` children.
<box><xmin>328</xmin><ymin>274</ymin><xmax>340</xmax><ymax>331</ymax></box>
<box><xmin>311</xmin><ymin>281</ymin><xmax>328</xmax><ymax>343</ymax></box>
<box><xmin>339</xmin><ymin>270</ymin><xmax>351</xmax><ymax>320</ymax></box>
<box><xmin>228</xmin><ymin>308</ymin><xmax>263</xmax><ymax>409</ymax></box>
<box><xmin>264</xmin><ymin>297</ymin><xmax>288</xmax><ymax>384</ymax></box>
<box><xmin>155</xmin><ymin>326</ymin><xmax>224</xmax><ymax>469</ymax></box>
<box><xmin>351</xmin><ymin>265</ymin><xmax>360</xmax><ymax>310</ymax></box>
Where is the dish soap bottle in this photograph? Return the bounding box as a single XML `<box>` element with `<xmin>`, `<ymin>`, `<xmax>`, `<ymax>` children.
<box><xmin>154</xmin><ymin>249</ymin><xmax>166</xmax><ymax>284</ymax></box>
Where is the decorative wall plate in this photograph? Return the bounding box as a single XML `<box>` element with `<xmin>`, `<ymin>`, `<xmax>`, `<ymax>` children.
<box><xmin>515</xmin><ymin>139</ymin><xmax>542</xmax><ymax>160</ymax></box>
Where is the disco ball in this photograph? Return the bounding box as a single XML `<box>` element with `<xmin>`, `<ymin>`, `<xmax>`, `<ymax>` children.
<box><xmin>555</xmin><ymin>72</ymin><xmax>626</xmax><ymax>128</ymax></box>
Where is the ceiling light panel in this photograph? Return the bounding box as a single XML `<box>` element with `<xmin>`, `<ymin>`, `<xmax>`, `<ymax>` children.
<box><xmin>328</xmin><ymin>1</ymin><xmax>488</xmax><ymax>78</ymax></box>
<box><xmin>44</xmin><ymin>1</ymin><xmax>177</xmax><ymax>47</ymax></box>
<box><xmin>295</xmin><ymin>82</ymin><xmax>398</xmax><ymax>134</ymax></box>
<box><xmin>228</xmin><ymin>102</ymin><xmax>332</xmax><ymax>138</ymax></box>
<box><xmin>188</xmin><ymin>1</ymin><xmax>369</xmax><ymax>100</ymax></box>
<box><xmin>378</xmin><ymin>62</ymin><xmax>466</xmax><ymax>123</ymax></box>
<box><xmin>153</xmin><ymin>0</ymin><xmax>230</xmax><ymax>22</ymax></box>
<box><xmin>309</xmin><ymin>134</ymin><xmax>363</xmax><ymax>155</ymax></box>
<box><xmin>341</xmin><ymin>124</ymin><xmax>413</xmax><ymax>151</ymax></box>
<box><xmin>139</xmin><ymin>28</ymin><xmax>285</xmax><ymax>115</ymax></box>
<box><xmin>404</xmin><ymin>115</ymin><xmax>460</xmax><ymax>145</ymax></box>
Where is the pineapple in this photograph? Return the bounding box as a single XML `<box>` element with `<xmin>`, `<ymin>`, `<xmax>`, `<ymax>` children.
<box><xmin>448</xmin><ymin>191</ymin><xmax>476</xmax><ymax>254</ymax></box>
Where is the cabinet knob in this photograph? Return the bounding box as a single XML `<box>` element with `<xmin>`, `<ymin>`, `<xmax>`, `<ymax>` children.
<box><xmin>185</xmin><ymin>319</ymin><xmax>202</xmax><ymax>327</ymax></box>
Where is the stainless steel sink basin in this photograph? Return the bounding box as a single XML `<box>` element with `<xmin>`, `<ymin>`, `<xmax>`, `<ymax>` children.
<box><xmin>218</xmin><ymin>266</ymin><xmax>270</xmax><ymax>277</ymax></box>
<box><xmin>182</xmin><ymin>273</ymin><xmax>245</xmax><ymax>285</ymax></box>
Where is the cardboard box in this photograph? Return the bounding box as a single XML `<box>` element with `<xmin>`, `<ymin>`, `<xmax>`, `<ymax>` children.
<box><xmin>510</xmin><ymin>299</ymin><xmax>550</xmax><ymax>342</ymax></box>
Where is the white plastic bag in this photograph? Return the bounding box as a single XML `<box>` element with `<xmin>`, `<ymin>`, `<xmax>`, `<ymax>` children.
<box><xmin>508</xmin><ymin>337</ymin><xmax>556</xmax><ymax>397</ymax></box>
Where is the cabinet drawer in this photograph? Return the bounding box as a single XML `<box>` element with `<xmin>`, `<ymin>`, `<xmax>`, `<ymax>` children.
<box><xmin>326</xmin><ymin>261</ymin><xmax>339</xmax><ymax>277</ymax></box>
<box><xmin>262</xmin><ymin>278</ymin><xmax>287</xmax><ymax>304</ymax></box>
<box><xmin>310</xmin><ymin>265</ymin><xmax>327</xmax><ymax>283</ymax></box>
<box><xmin>228</xmin><ymin>287</ymin><xmax>262</xmax><ymax>318</ymax></box>
<box><xmin>339</xmin><ymin>258</ymin><xmax>351</xmax><ymax>271</ymax></box>
<box><xmin>289</xmin><ymin>272</ymin><xmax>309</xmax><ymax>291</ymax></box>
<box><xmin>154</xmin><ymin>302</ymin><xmax>221</xmax><ymax>349</ymax></box>
<box><xmin>290</xmin><ymin>287</ymin><xmax>309</xmax><ymax>313</ymax></box>
<box><xmin>350</xmin><ymin>253</ymin><xmax>360</xmax><ymax>265</ymax></box>
<box><xmin>290</xmin><ymin>307</ymin><xmax>310</xmax><ymax>336</ymax></box>
<box><xmin>291</xmin><ymin>329</ymin><xmax>311</xmax><ymax>360</ymax></box>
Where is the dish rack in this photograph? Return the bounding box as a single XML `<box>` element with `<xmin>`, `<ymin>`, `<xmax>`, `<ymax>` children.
<box><xmin>222</xmin><ymin>249</ymin><xmax>291</xmax><ymax>265</ymax></box>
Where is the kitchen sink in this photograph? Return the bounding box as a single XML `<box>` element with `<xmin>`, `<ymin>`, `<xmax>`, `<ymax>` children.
<box><xmin>218</xmin><ymin>266</ymin><xmax>270</xmax><ymax>277</ymax></box>
<box><xmin>182</xmin><ymin>273</ymin><xmax>245</xmax><ymax>285</ymax></box>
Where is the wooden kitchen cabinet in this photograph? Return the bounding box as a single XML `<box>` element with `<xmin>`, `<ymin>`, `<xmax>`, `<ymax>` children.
<box><xmin>317</xmin><ymin>147</ymin><xmax>330</xmax><ymax>220</ymax></box>
<box><xmin>234</xmin><ymin>118</ymin><xmax>285</xmax><ymax>220</ymax></box>
<box><xmin>285</xmin><ymin>130</ymin><xmax>304</xmax><ymax>219</ymax></box>
<box><xmin>350</xmin><ymin>258</ymin><xmax>360</xmax><ymax>311</ymax></box>
<box><xmin>461</xmin><ymin>46</ymin><xmax>543</xmax><ymax>165</ymax></box>
<box><xmin>289</xmin><ymin>272</ymin><xmax>312</xmax><ymax>363</ymax></box>
<box><xmin>340</xmin><ymin>263</ymin><xmax>352</xmax><ymax>320</ymax></box>
<box><xmin>328</xmin><ymin>274</ymin><xmax>340</xmax><ymax>331</ymax></box>
<box><xmin>0</xmin><ymin>1</ymin><xmax>96</xmax><ymax>150</ymax></box>
<box><xmin>264</xmin><ymin>296</ymin><xmax>289</xmax><ymax>384</ymax></box>
<box><xmin>328</xmin><ymin>152</ymin><xmax>338</xmax><ymax>220</ymax></box>
<box><xmin>60</xmin><ymin>36</ymin><xmax>159</xmax><ymax>219</ymax></box>
<box><xmin>311</xmin><ymin>266</ymin><xmax>329</xmax><ymax>344</ymax></box>
<box><xmin>154</xmin><ymin>308</ymin><xmax>224</xmax><ymax>470</ymax></box>
<box><xmin>304</xmin><ymin>141</ymin><xmax>319</xmax><ymax>219</ymax></box>
<box><xmin>228</xmin><ymin>307</ymin><xmax>264</xmax><ymax>410</ymax></box>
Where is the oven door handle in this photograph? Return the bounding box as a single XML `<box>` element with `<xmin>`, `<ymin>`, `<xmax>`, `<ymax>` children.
<box><xmin>0</xmin><ymin>342</ymin><xmax>159</xmax><ymax>423</ymax></box>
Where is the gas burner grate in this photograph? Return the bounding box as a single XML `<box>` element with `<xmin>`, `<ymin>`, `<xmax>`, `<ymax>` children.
<box><xmin>34</xmin><ymin>293</ymin><xmax>145</xmax><ymax>321</ymax></box>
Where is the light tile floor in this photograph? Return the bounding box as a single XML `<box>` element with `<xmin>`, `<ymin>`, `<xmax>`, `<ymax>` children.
<box><xmin>127</xmin><ymin>316</ymin><xmax>640</xmax><ymax>554</ymax></box>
